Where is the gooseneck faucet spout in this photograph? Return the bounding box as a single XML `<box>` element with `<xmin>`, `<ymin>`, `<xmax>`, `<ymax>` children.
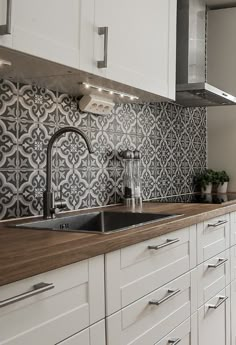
<box><xmin>43</xmin><ymin>127</ymin><xmax>94</xmax><ymax>219</ymax></box>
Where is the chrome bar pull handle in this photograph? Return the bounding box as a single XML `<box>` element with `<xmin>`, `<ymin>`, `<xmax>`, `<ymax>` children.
<box><xmin>208</xmin><ymin>258</ymin><xmax>228</xmax><ymax>269</ymax></box>
<box><xmin>0</xmin><ymin>282</ymin><xmax>55</xmax><ymax>308</ymax></box>
<box><xmin>149</xmin><ymin>288</ymin><xmax>181</xmax><ymax>306</ymax></box>
<box><xmin>148</xmin><ymin>238</ymin><xmax>180</xmax><ymax>250</ymax></box>
<box><xmin>0</xmin><ymin>0</ymin><xmax>12</xmax><ymax>35</ymax></box>
<box><xmin>208</xmin><ymin>296</ymin><xmax>228</xmax><ymax>310</ymax></box>
<box><xmin>208</xmin><ymin>220</ymin><xmax>228</xmax><ymax>228</ymax></box>
<box><xmin>97</xmin><ymin>26</ymin><xmax>108</xmax><ymax>68</ymax></box>
<box><xmin>168</xmin><ymin>339</ymin><xmax>181</xmax><ymax>345</ymax></box>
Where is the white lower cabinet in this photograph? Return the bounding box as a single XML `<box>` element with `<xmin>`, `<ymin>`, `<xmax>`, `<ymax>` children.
<box><xmin>155</xmin><ymin>314</ymin><xmax>198</xmax><ymax>345</ymax></box>
<box><xmin>198</xmin><ymin>286</ymin><xmax>230</xmax><ymax>345</ymax></box>
<box><xmin>231</xmin><ymin>280</ymin><xmax>236</xmax><ymax>345</ymax></box>
<box><xmin>58</xmin><ymin>320</ymin><xmax>106</xmax><ymax>345</ymax></box>
<box><xmin>197</xmin><ymin>250</ymin><xmax>230</xmax><ymax>308</ymax></box>
<box><xmin>105</xmin><ymin>226</ymin><xmax>196</xmax><ymax>316</ymax></box>
<box><xmin>0</xmin><ymin>256</ymin><xmax>105</xmax><ymax>345</ymax></box>
<box><xmin>106</xmin><ymin>272</ymin><xmax>192</xmax><ymax>345</ymax></box>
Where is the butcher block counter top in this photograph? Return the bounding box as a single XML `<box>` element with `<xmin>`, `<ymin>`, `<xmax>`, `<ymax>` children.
<box><xmin>1</xmin><ymin>201</ymin><xmax>236</xmax><ymax>287</ymax></box>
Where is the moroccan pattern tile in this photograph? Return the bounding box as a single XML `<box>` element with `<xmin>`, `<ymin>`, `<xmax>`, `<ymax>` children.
<box><xmin>0</xmin><ymin>79</ymin><xmax>207</xmax><ymax>219</ymax></box>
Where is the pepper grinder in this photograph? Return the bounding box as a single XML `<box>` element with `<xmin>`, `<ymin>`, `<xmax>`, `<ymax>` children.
<box><xmin>133</xmin><ymin>150</ymin><xmax>142</xmax><ymax>207</ymax></box>
<box><xmin>122</xmin><ymin>150</ymin><xmax>135</xmax><ymax>207</ymax></box>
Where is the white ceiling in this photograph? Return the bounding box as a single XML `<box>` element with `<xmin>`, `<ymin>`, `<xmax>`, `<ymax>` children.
<box><xmin>206</xmin><ymin>0</ymin><xmax>236</xmax><ymax>7</ymax></box>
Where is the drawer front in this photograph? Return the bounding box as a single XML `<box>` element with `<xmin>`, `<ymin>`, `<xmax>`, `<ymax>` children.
<box><xmin>197</xmin><ymin>250</ymin><xmax>230</xmax><ymax>308</ymax></box>
<box><xmin>0</xmin><ymin>256</ymin><xmax>105</xmax><ymax>345</ymax></box>
<box><xmin>155</xmin><ymin>314</ymin><xmax>197</xmax><ymax>345</ymax></box>
<box><xmin>231</xmin><ymin>245</ymin><xmax>236</xmax><ymax>281</ymax></box>
<box><xmin>105</xmin><ymin>226</ymin><xmax>196</xmax><ymax>315</ymax></box>
<box><xmin>197</xmin><ymin>214</ymin><xmax>230</xmax><ymax>264</ymax></box>
<box><xmin>231</xmin><ymin>280</ymin><xmax>236</xmax><ymax>345</ymax></box>
<box><xmin>230</xmin><ymin>212</ymin><xmax>236</xmax><ymax>247</ymax></box>
<box><xmin>106</xmin><ymin>272</ymin><xmax>191</xmax><ymax>345</ymax></box>
<box><xmin>198</xmin><ymin>286</ymin><xmax>230</xmax><ymax>345</ymax></box>
<box><xmin>58</xmin><ymin>320</ymin><xmax>106</xmax><ymax>345</ymax></box>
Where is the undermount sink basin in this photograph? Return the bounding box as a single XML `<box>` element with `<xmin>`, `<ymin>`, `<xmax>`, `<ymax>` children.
<box><xmin>15</xmin><ymin>211</ymin><xmax>179</xmax><ymax>234</ymax></box>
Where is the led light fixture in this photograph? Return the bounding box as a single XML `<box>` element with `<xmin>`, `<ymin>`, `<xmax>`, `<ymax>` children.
<box><xmin>82</xmin><ymin>82</ymin><xmax>139</xmax><ymax>100</ymax></box>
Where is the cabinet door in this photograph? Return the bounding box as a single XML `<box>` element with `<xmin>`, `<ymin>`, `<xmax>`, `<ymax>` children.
<box><xmin>198</xmin><ymin>286</ymin><xmax>230</xmax><ymax>345</ymax></box>
<box><xmin>10</xmin><ymin>0</ymin><xmax>80</xmax><ymax>68</ymax></box>
<box><xmin>231</xmin><ymin>280</ymin><xmax>236</xmax><ymax>345</ymax></box>
<box><xmin>0</xmin><ymin>256</ymin><xmax>105</xmax><ymax>345</ymax></box>
<box><xmin>155</xmin><ymin>315</ymin><xmax>197</xmax><ymax>345</ymax></box>
<box><xmin>0</xmin><ymin>0</ymin><xmax>12</xmax><ymax>47</ymax></box>
<box><xmin>197</xmin><ymin>214</ymin><xmax>230</xmax><ymax>264</ymax></box>
<box><xmin>105</xmin><ymin>226</ymin><xmax>196</xmax><ymax>316</ymax></box>
<box><xmin>82</xmin><ymin>0</ymin><xmax>177</xmax><ymax>99</ymax></box>
<box><xmin>58</xmin><ymin>320</ymin><xmax>106</xmax><ymax>345</ymax></box>
<box><xmin>106</xmin><ymin>272</ymin><xmax>191</xmax><ymax>345</ymax></box>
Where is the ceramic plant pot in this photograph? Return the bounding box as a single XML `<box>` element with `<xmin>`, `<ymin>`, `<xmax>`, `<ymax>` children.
<box><xmin>201</xmin><ymin>183</ymin><xmax>212</xmax><ymax>194</ymax></box>
<box><xmin>217</xmin><ymin>182</ymin><xmax>228</xmax><ymax>194</ymax></box>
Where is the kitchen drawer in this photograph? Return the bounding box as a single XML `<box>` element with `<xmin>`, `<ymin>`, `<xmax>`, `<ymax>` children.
<box><xmin>106</xmin><ymin>272</ymin><xmax>192</xmax><ymax>345</ymax></box>
<box><xmin>155</xmin><ymin>314</ymin><xmax>197</xmax><ymax>345</ymax></box>
<box><xmin>0</xmin><ymin>256</ymin><xmax>105</xmax><ymax>345</ymax></box>
<box><xmin>231</xmin><ymin>245</ymin><xmax>236</xmax><ymax>281</ymax></box>
<box><xmin>198</xmin><ymin>286</ymin><xmax>230</xmax><ymax>345</ymax></box>
<box><xmin>197</xmin><ymin>214</ymin><xmax>230</xmax><ymax>264</ymax></box>
<box><xmin>105</xmin><ymin>226</ymin><xmax>196</xmax><ymax>315</ymax></box>
<box><xmin>197</xmin><ymin>250</ymin><xmax>230</xmax><ymax>308</ymax></box>
<box><xmin>58</xmin><ymin>320</ymin><xmax>106</xmax><ymax>345</ymax></box>
<box><xmin>230</xmin><ymin>212</ymin><xmax>236</xmax><ymax>247</ymax></box>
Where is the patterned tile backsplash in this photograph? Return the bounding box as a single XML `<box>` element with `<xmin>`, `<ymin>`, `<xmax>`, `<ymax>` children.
<box><xmin>0</xmin><ymin>79</ymin><xmax>207</xmax><ymax>220</ymax></box>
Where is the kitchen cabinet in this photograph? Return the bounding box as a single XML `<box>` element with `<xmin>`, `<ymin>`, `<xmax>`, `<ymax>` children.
<box><xmin>0</xmin><ymin>0</ymin><xmax>177</xmax><ymax>99</ymax></box>
<box><xmin>0</xmin><ymin>256</ymin><xmax>105</xmax><ymax>345</ymax></box>
<box><xmin>80</xmin><ymin>0</ymin><xmax>177</xmax><ymax>99</ymax></box>
<box><xmin>1</xmin><ymin>210</ymin><xmax>235</xmax><ymax>345</ymax></box>
<box><xmin>57</xmin><ymin>320</ymin><xmax>106</xmax><ymax>345</ymax></box>
<box><xmin>105</xmin><ymin>225</ymin><xmax>196</xmax><ymax>316</ymax></box>
<box><xmin>106</xmin><ymin>272</ymin><xmax>192</xmax><ymax>345</ymax></box>
<box><xmin>198</xmin><ymin>286</ymin><xmax>230</xmax><ymax>345</ymax></box>
<box><xmin>197</xmin><ymin>214</ymin><xmax>230</xmax><ymax>264</ymax></box>
<box><xmin>0</xmin><ymin>0</ymin><xmax>81</xmax><ymax>68</ymax></box>
<box><xmin>231</xmin><ymin>280</ymin><xmax>236</xmax><ymax>345</ymax></box>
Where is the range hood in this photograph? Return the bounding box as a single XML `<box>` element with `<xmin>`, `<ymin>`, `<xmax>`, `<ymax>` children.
<box><xmin>176</xmin><ymin>0</ymin><xmax>236</xmax><ymax>107</ymax></box>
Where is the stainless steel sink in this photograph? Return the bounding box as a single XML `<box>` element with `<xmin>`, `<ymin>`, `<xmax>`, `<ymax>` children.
<box><xmin>15</xmin><ymin>211</ymin><xmax>179</xmax><ymax>234</ymax></box>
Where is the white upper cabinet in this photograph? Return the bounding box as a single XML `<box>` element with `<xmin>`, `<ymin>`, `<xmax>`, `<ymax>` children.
<box><xmin>80</xmin><ymin>0</ymin><xmax>177</xmax><ymax>100</ymax></box>
<box><xmin>0</xmin><ymin>0</ymin><xmax>81</xmax><ymax>68</ymax></box>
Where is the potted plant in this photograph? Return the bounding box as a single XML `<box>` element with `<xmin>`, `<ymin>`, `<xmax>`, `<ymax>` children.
<box><xmin>194</xmin><ymin>169</ymin><xmax>215</xmax><ymax>194</ymax></box>
<box><xmin>215</xmin><ymin>170</ymin><xmax>229</xmax><ymax>193</ymax></box>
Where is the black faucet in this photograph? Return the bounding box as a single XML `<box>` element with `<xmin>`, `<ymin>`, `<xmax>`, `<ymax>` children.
<box><xmin>43</xmin><ymin>127</ymin><xmax>94</xmax><ymax>219</ymax></box>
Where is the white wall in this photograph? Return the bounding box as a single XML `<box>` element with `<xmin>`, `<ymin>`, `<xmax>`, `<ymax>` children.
<box><xmin>208</xmin><ymin>107</ymin><xmax>236</xmax><ymax>191</ymax></box>
<box><xmin>207</xmin><ymin>8</ymin><xmax>236</xmax><ymax>191</ymax></box>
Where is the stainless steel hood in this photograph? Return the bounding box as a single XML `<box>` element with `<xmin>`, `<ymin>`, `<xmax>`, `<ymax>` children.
<box><xmin>176</xmin><ymin>0</ymin><xmax>236</xmax><ymax>107</ymax></box>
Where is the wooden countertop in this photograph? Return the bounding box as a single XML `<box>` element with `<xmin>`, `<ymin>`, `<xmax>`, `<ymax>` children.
<box><xmin>1</xmin><ymin>201</ymin><xmax>236</xmax><ymax>287</ymax></box>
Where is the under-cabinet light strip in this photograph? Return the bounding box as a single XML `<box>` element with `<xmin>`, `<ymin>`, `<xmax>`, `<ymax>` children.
<box><xmin>0</xmin><ymin>59</ymin><xmax>12</xmax><ymax>67</ymax></box>
<box><xmin>82</xmin><ymin>82</ymin><xmax>139</xmax><ymax>100</ymax></box>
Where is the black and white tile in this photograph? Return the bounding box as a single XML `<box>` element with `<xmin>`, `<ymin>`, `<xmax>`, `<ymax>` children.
<box><xmin>0</xmin><ymin>79</ymin><xmax>207</xmax><ymax>220</ymax></box>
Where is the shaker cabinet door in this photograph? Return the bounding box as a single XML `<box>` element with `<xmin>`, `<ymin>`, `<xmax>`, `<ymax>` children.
<box><xmin>81</xmin><ymin>0</ymin><xmax>177</xmax><ymax>100</ymax></box>
<box><xmin>198</xmin><ymin>286</ymin><xmax>230</xmax><ymax>345</ymax></box>
<box><xmin>0</xmin><ymin>0</ymin><xmax>81</xmax><ymax>68</ymax></box>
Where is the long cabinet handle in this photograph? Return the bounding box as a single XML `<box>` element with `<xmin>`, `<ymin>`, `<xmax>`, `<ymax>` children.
<box><xmin>208</xmin><ymin>296</ymin><xmax>228</xmax><ymax>310</ymax></box>
<box><xmin>208</xmin><ymin>220</ymin><xmax>228</xmax><ymax>228</ymax></box>
<box><xmin>208</xmin><ymin>258</ymin><xmax>228</xmax><ymax>269</ymax></box>
<box><xmin>148</xmin><ymin>238</ymin><xmax>180</xmax><ymax>250</ymax></box>
<box><xmin>97</xmin><ymin>26</ymin><xmax>108</xmax><ymax>68</ymax></box>
<box><xmin>0</xmin><ymin>0</ymin><xmax>12</xmax><ymax>35</ymax></box>
<box><xmin>149</xmin><ymin>288</ymin><xmax>181</xmax><ymax>306</ymax></box>
<box><xmin>168</xmin><ymin>339</ymin><xmax>181</xmax><ymax>345</ymax></box>
<box><xmin>0</xmin><ymin>282</ymin><xmax>55</xmax><ymax>308</ymax></box>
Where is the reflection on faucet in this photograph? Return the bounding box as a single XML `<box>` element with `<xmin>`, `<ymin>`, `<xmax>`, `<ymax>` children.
<box><xmin>43</xmin><ymin>127</ymin><xmax>94</xmax><ymax>219</ymax></box>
